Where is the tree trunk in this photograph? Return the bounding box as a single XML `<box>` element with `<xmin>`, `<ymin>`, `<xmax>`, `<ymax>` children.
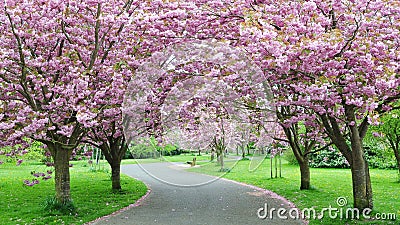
<box><xmin>52</xmin><ymin>146</ymin><xmax>72</xmax><ymax>204</ymax></box>
<box><xmin>397</xmin><ymin>160</ymin><xmax>400</xmax><ymax>181</ymax></box>
<box><xmin>220</xmin><ymin>152</ymin><xmax>224</xmax><ymax>170</ymax></box>
<box><xmin>365</xmin><ymin>160</ymin><xmax>373</xmax><ymax>208</ymax></box>
<box><xmin>279</xmin><ymin>153</ymin><xmax>282</xmax><ymax>178</ymax></box>
<box><xmin>287</xmin><ymin>136</ymin><xmax>311</xmax><ymax>189</ymax></box>
<box><xmin>321</xmin><ymin>110</ymin><xmax>373</xmax><ymax>210</ymax></box>
<box><xmin>216</xmin><ymin>150</ymin><xmax>221</xmax><ymax>165</ymax></box>
<box><xmin>100</xmin><ymin>139</ymin><xmax>127</xmax><ymax>191</ymax></box>
<box><xmin>350</xmin><ymin>143</ymin><xmax>373</xmax><ymax>210</ymax></box>
<box><xmin>280</xmin><ymin>123</ymin><xmax>313</xmax><ymax>189</ymax></box>
<box><xmin>393</xmin><ymin>148</ymin><xmax>400</xmax><ymax>181</ymax></box>
<box><xmin>111</xmin><ymin>161</ymin><xmax>121</xmax><ymax>190</ymax></box>
<box><xmin>351</xmin><ymin>164</ymin><xmax>369</xmax><ymax>209</ymax></box>
<box><xmin>270</xmin><ymin>155</ymin><xmax>273</xmax><ymax>178</ymax></box>
<box><xmin>275</xmin><ymin>156</ymin><xmax>278</xmax><ymax>178</ymax></box>
<box><xmin>299</xmin><ymin>156</ymin><xmax>310</xmax><ymax>190</ymax></box>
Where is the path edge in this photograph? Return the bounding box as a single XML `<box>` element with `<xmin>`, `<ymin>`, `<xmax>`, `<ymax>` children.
<box><xmin>84</xmin><ymin>182</ymin><xmax>152</xmax><ymax>225</ymax></box>
<box><xmin>220</xmin><ymin>177</ymin><xmax>309</xmax><ymax>225</ymax></box>
<box><xmin>184</xmin><ymin>168</ymin><xmax>309</xmax><ymax>225</ymax></box>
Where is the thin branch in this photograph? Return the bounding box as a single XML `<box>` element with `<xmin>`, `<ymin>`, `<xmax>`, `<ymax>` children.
<box><xmin>61</xmin><ymin>20</ymin><xmax>87</xmax><ymax>68</ymax></box>
<box><xmin>82</xmin><ymin>140</ymin><xmax>102</xmax><ymax>149</ymax></box>
<box><xmin>333</xmin><ymin>19</ymin><xmax>359</xmax><ymax>58</ymax></box>
<box><xmin>87</xmin><ymin>3</ymin><xmax>102</xmax><ymax>71</ymax></box>
<box><xmin>272</xmin><ymin>137</ymin><xmax>290</xmax><ymax>143</ymax></box>
<box><xmin>304</xmin><ymin>142</ymin><xmax>333</xmax><ymax>156</ymax></box>
<box><xmin>5</xmin><ymin>9</ymin><xmax>37</xmax><ymax>110</ymax></box>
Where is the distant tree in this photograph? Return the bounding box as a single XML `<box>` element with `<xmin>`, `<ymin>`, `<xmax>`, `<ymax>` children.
<box><xmin>373</xmin><ymin>109</ymin><xmax>400</xmax><ymax>181</ymax></box>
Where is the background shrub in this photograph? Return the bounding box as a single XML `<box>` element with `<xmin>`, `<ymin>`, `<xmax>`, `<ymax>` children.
<box><xmin>309</xmin><ymin>148</ymin><xmax>350</xmax><ymax>168</ymax></box>
<box><xmin>283</xmin><ymin>150</ymin><xmax>299</xmax><ymax>165</ymax></box>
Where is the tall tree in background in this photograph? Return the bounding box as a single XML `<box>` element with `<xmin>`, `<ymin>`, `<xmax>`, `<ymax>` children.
<box><xmin>275</xmin><ymin>105</ymin><xmax>330</xmax><ymax>190</ymax></box>
<box><xmin>374</xmin><ymin>109</ymin><xmax>400</xmax><ymax>181</ymax></box>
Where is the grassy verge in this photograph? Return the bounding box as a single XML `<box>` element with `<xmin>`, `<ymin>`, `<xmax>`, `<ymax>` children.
<box><xmin>0</xmin><ymin>160</ymin><xmax>147</xmax><ymax>225</ymax></box>
<box><xmin>188</xmin><ymin>158</ymin><xmax>399</xmax><ymax>225</ymax></box>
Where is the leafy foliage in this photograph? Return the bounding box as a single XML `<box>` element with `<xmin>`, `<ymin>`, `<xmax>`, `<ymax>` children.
<box><xmin>309</xmin><ymin>149</ymin><xmax>350</xmax><ymax>168</ymax></box>
<box><xmin>309</xmin><ymin>144</ymin><xmax>397</xmax><ymax>169</ymax></box>
<box><xmin>22</xmin><ymin>141</ymin><xmax>47</xmax><ymax>162</ymax></box>
<box><xmin>283</xmin><ymin>150</ymin><xmax>299</xmax><ymax>165</ymax></box>
<box><xmin>364</xmin><ymin>118</ymin><xmax>399</xmax><ymax>170</ymax></box>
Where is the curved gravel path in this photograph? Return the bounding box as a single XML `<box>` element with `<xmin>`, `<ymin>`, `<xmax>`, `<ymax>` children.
<box><xmin>91</xmin><ymin>162</ymin><xmax>306</xmax><ymax>225</ymax></box>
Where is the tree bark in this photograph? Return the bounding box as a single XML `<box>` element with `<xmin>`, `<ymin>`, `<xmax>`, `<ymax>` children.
<box><xmin>50</xmin><ymin>145</ymin><xmax>72</xmax><ymax>204</ymax></box>
<box><xmin>338</xmin><ymin>141</ymin><xmax>373</xmax><ymax>210</ymax></box>
<box><xmin>350</xmin><ymin>159</ymin><xmax>372</xmax><ymax>209</ymax></box>
<box><xmin>270</xmin><ymin>155</ymin><xmax>273</xmax><ymax>178</ymax></box>
<box><xmin>291</xmin><ymin>144</ymin><xmax>311</xmax><ymax>190</ymax></box>
<box><xmin>348</xmin><ymin>113</ymin><xmax>373</xmax><ymax>210</ymax></box>
<box><xmin>275</xmin><ymin>155</ymin><xmax>278</xmax><ymax>178</ymax></box>
<box><xmin>279</xmin><ymin>153</ymin><xmax>282</xmax><ymax>178</ymax></box>
<box><xmin>216</xmin><ymin>150</ymin><xmax>221</xmax><ymax>165</ymax></box>
<box><xmin>393</xmin><ymin>148</ymin><xmax>400</xmax><ymax>181</ymax></box>
<box><xmin>365</xmin><ymin>160</ymin><xmax>373</xmax><ymax>208</ymax></box>
<box><xmin>299</xmin><ymin>156</ymin><xmax>310</xmax><ymax>190</ymax></box>
<box><xmin>110</xmin><ymin>161</ymin><xmax>121</xmax><ymax>190</ymax></box>
<box><xmin>220</xmin><ymin>151</ymin><xmax>224</xmax><ymax>170</ymax></box>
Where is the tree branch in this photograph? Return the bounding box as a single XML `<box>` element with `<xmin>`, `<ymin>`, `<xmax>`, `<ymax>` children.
<box><xmin>304</xmin><ymin>142</ymin><xmax>333</xmax><ymax>157</ymax></box>
<box><xmin>87</xmin><ymin>3</ymin><xmax>102</xmax><ymax>71</ymax></box>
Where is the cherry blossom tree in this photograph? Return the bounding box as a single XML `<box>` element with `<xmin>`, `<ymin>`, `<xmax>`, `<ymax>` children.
<box><xmin>229</xmin><ymin>0</ymin><xmax>399</xmax><ymax>210</ymax></box>
<box><xmin>235</xmin><ymin>123</ymin><xmax>256</xmax><ymax>159</ymax></box>
<box><xmin>0</xmin><ymin>0</ymin><xmax>143</xmax><ymax>202</ymax></box>
<box><xmin>153</xmin><ymin>0</ymin><xmax>400</xmax><ymax>210</ymax></box>
<box><xmin>275</xmin><ymin>104</ymin><xmax>333</xmax><ymax>189</ymax></box>
<box><xmin>76</xmin><ymin>0</ymin><xmax>210</xmax><ymax>190</ymax></box>
<box><xmin>178</xmin><ymin>95</ymin><xmax>238</xmax><ymax>170</ymax></box>
<box><xmin>122</xmin><ymin>41</ymin><xmax>275</xmax><ymax>174</ymax></box>
<box><xmin>80</xmin><ymin>2</ymin><xmax>146</xmax><ymax>190</ymax></box>
<box><xmin>123</xmin><ymin>41</ymin><xmax>270</xmax><ymax>136</ymax></box>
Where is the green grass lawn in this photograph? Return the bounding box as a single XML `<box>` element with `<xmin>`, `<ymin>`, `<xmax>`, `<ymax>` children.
<box><xmin>4</xmin><ymin>153</ymin><xmax>396</xmax><ymax>225</ymax></box>
<box><xmin>0</xmin><ymin>160</ymin><xmax>147</xmax><ymax>225</ymax></box>
<box><xmin>188</xmin><ymin>158</ymin><xmax>400</xmax><ymax>225</ymax></box>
